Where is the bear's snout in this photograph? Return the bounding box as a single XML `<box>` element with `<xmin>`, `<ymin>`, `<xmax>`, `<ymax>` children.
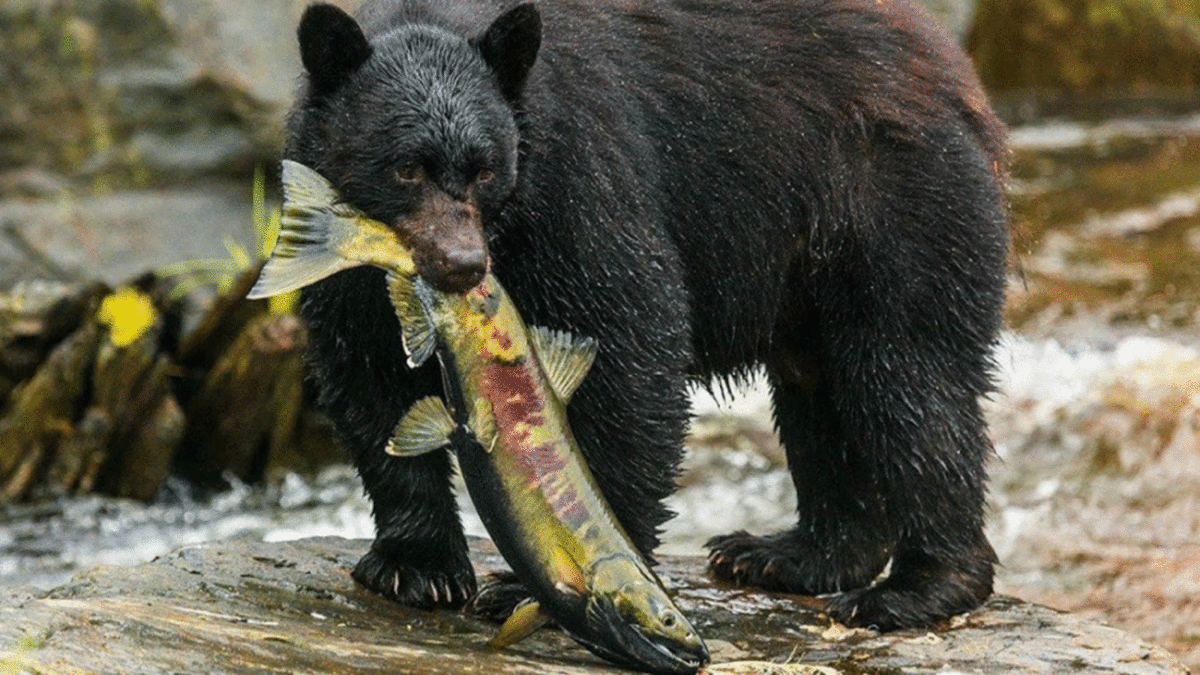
<box><xmin>399</xmin><ymin>184</ymin><xmax>490</xmax><ymax>294</ymax></box>
<box><xmin>424</xmin><ymin>242</ymin><xmax>488</xmax><ymax>293</ymax></box>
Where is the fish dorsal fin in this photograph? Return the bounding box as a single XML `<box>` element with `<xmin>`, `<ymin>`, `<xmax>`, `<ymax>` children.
<box><xmin>489</xmin><ymin>600</ymin><xmax>551</xmax><ymax>650</ymax></box>
<box><xmin>386</xmin><ymin>272</ymin><xmax>437</xmax><ymax>368</ymax></box>
<box><xmin>248</xmin><ymin>160</ymin><xmax>359</xmax><ymax>299</ymax></box>
<box><xmin>385</xmin><ymin>396</ymin><xmax>454</xmax><ymax>457</ymax></box>
<box><xmin>550</xmin><ymin>545</ymin><xmax>588</xmax><ymax>597</ymax></box>
<box><xmin>529</xmin><ymin>326</ymin><xmax>597</xmax><ymax>404</ymax></box>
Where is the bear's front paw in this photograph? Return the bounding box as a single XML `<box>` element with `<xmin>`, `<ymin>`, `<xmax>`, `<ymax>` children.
<box><xmin>352</xmin><ymin>546</ymin><xmax>476</xmax><ymax>609</ymax></box>
<box><xmin>464</xmin><ymin>571</ymin><xmax>533</xmax><ymax>623</ymax></box>
<box><xmin>705</xmin><ymin>529</ymin><xmax>889</xmax><ymax>596</ymax></box>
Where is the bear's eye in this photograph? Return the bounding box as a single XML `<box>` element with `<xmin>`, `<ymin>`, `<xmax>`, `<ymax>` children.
<box><xmin>476</xmin><ymin>168</ymin><xmax>496</xmax><ymax>184</ymax></box>
<box><xmin>394</xmin><ymin>165</ymin><xmax>424</xmax><ymax>184</ymax></box>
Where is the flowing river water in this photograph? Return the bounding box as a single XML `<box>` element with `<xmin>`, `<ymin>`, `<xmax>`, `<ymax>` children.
<box><xmin>3</xmin><ymin>113</ymin><xmax>1200</xmax><ymax>669</ymax></box>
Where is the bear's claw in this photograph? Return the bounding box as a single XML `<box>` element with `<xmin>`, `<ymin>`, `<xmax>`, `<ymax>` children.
<box><xmin>705</xmin><ymin>529</ymin><xmax>891</xmax><ymax>596</ymax></box>
<box><xmin>706</xmin><ymin>529</ymin><xmax>994</xmax><ymax>630</ymax></box>
<box><xmin>352</xmin><ymin>547</ymin><xmax>476</xmax><ymax>609</ymax></box>
<box><xmin>465</xmin><ymin>571</ymin><xmax>533</xmax><ymax>623</ymax></box>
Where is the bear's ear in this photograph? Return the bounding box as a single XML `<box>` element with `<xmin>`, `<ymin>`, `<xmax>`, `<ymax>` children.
<box><xmin>475</xmin><ymin>3</ymin><xmax>541</xmax><ymax>102</ymax></box>
<box><xmin>298</xmin><ymin>3</ymin><xmax>372</xmax><ymax>94</ymax></box>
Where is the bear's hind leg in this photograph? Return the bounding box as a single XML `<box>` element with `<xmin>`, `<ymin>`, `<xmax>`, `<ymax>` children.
<box><xmin>706</xmin><ymin>375</ymin><xmax>895</xmax><ymax>598</ymax></box>
<box><xmin>708</xmin><ymin>309</ymin><xmax>998</xmax><ymax>630</ymax></box>
<box><xmin>709</xmin><ymin>125</ymin><xmax>1005</xmax><ymax>629</ymax></box>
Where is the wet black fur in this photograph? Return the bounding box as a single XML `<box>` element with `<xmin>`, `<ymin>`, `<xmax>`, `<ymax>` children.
<box><xmin>287</xmin><ymin>0</ymin><xmax>1009</xmax><ymax>630</ymax></box>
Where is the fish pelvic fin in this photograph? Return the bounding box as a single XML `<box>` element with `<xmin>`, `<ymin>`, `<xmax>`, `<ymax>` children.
<box><xmin>530</xmin><ymin>326</ymin><xmax>598</xmax><ymax>404</ymax></box>
<box><xmin>489</xmin><ymin>600</ymin><xmax>551</xmax><ymax>650</ymax></box>
<box><xmin>386</xmin><ymin>272</ymin><xmax>437</xmax><ymax>368</ymax></box>
<box><xmin>385</xmin><ymin>396</ymin><xmax>455</xmax><ymax>457</ymax></box>
<box><xmin>551</xmin><ymin>545</ymin><xmax>589</xmax><ymax>597</ymax></box>
<box><xmin>248</xmin><ymin>160</ymin><xmax>362</xmax><ymax>299</ymax></box>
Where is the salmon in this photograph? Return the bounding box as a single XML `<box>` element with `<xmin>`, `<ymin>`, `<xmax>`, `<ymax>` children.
<box><xmin>249</xmin><ymin>160</ymin><xmax>708</xmax><ymax>674</ymax></box>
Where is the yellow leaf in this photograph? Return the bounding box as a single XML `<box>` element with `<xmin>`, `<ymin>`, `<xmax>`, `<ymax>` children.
<box><xmin>97</xmin><ymin>287</ymin><xmax>157</xmax><ymax>347</ymax></box>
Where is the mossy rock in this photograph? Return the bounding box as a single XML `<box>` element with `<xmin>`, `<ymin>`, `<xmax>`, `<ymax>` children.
<box><xmin>969</xmin><ymin>0</ymin><xmax>1200</xmax><ymax>101</ymax></box>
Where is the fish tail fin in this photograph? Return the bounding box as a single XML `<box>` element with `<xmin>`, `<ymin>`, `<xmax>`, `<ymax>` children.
<box><xmin>247</xmin><ymin>160</ymin><xmax>360</xmax><ymax>299</ymax></box>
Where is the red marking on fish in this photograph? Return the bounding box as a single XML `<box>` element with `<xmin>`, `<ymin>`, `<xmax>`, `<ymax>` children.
<box><xmin>492</xmin><ymin>330</ymin><xmax>513</xmax><ymax>353</ymax></box>
<box><xmin>481</xmin><ymin>360</ymin><xmax>587</xmax><ymax>528</ymax></box>
<box><xmin>483</xmin><ymin>362</ymin><xmax>546</xmax><ymax>445</ymax></box>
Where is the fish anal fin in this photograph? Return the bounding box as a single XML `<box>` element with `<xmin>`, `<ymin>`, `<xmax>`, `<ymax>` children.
<box><xmin>489</xmin><ymin>600</ymin><xmax>550</xmax><ymax>650</ymax></box>
<box><xmin>385</xmin><ymin>397</ymin><xmax>454</xmax><ymax>457</ymax></box>
<box><xmin>530</xmin><ymin>326</ymin><xmax>597</xmax><ymax>403</ymax></box>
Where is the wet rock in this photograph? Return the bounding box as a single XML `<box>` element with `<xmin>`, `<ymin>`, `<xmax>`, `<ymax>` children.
<box><xmin>1005</xmin><ymin>117</ymin><xmax>1200</xmax><ymax>337</ymax></box>
<box><xmin>0</xmin><ymin>184</ymin><xmax>258</xmax><ymax>288</ymax></box>
<box><xmin>0</xmin><ymin>0</ymin><xmax>331</xmax><ymax>189</ymax></box>
<box><xmin>0</xmin><ymin>0</ymin><xmax>313</xmax><ymax>285</ymax></box>
<box><xmin>0</xmin><ymin>536</ymin><xmax>1188</xmax><ymax>674</ymax></box>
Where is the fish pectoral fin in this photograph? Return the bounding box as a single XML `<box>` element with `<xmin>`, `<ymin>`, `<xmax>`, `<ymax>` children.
<box><xmin>387</xmin><ymin>273</ymin><xmax>437</xmax><ymax>368</ymax></box>
<box><xmin>247</xmin><ymin>161</ymin><xmax>361</xmax><ymax>299</ymax></box>
<box><xmin>385</xmin><ymin>397</ymin><xmax>455</xmax><ymax>456</ymax></box>
<box><xmin>489</xmin><ymin>600</ymin><xmax>551</xmax><ymax>650</ymax></box>
<box><xmin>530</xmin><ymin>326</ymin><xmax>598</xmax><ymax>404</ymax></box>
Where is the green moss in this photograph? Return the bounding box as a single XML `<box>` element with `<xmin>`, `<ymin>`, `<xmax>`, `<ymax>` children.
<box><xmin>969</xmin><ymin>0</ymin><xmax>1200</xmax><ymax>95</ymax></box>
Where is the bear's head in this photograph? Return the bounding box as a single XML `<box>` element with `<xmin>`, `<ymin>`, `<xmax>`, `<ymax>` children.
<box><xmin>290</xmin><ymin>3</ymin><xmax>541</xmax><ymax>293</ymax></box>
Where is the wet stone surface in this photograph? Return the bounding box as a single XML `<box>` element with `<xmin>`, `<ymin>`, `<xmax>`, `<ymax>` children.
<box><xmin>0</xmin><ymin>537</ymin><xmax>1188</xmax><ymax>675</ymax></box>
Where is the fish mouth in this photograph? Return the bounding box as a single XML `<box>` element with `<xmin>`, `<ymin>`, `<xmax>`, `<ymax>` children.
<box><xmin>571</xmin><ymin>600</ymin><xmax>709</xmax><ymax>675</ymax></box>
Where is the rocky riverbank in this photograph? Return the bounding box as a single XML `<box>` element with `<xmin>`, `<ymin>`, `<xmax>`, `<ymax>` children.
<box><xmin>0</xmin><ymin>536</ymin><xmax>1189</xmax><ymax>675</ymax></box>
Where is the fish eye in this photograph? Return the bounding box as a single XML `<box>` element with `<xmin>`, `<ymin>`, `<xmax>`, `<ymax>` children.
<box><xmin>661</xmin><ymin>611</ymin><xmax>678</xmax><ymax>628</ymax></box>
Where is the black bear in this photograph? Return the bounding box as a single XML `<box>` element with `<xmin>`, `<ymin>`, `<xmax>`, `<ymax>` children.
<box><xmin>287</xmin><ymin>0</ymin><xmax>1009</xmax><ymax>631</ymax></box>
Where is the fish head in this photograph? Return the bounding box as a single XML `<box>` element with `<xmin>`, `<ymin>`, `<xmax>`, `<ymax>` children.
<box><xmin>289</xmin><ymin>4</ymin><xmax>541</xmax><ymax>293</ymax></box>
<box><xmin>570</xmin><ymin>557</ymin><xmax>709</xmax><ymax>675</ymax></box>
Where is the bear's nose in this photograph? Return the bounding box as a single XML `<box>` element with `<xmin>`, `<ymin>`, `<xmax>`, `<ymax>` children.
<box><xmin>427</xmin><ymin>245</ymin><xmax>487</xmax><ymax>293</ymax></box>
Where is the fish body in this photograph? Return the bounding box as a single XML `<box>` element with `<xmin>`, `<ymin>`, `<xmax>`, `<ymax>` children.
<box><xmin>250</xmin><ymin>160</ymin><xmax>708</xmax><ymax>675</ymax></box>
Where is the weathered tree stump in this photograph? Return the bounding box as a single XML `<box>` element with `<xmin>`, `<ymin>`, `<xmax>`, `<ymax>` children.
<box><xmin>176</xmin><ymin>266</ymin><xmax>270</xmax><ymax>372</ymax></box>
<box><xmin>87</xmin><ymin>321</ymin><xmax>185</xmax><ymax>501</ymax></box>
<box><xmin>0</xmin><ymin>280</ymin><xmax>106</xmax><ymax>404</ymax></box>
<box><xmin>0</xmin><ymin>321</ymin><xmax>101</xmax><ymax>501</ymax></box>
<box><xmin>180</xmin><ymin>312</ymin><xmax>309</xmax><ymax>486</ymax></box>
<box><xmin>0</xmin><ymin>269</ymin><xmax>338</xmax><ymax>505</ymax></box>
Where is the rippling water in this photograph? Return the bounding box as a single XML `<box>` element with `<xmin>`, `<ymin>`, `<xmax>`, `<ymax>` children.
<box><xmin>4</xmin><ymin>330</ymin><xmax>1194</xmax><ymax>590</ymax></box>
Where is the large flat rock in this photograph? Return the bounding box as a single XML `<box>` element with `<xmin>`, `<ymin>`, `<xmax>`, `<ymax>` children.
<box><xmin>0</xmin><ymin>537</ymin><xmax>1187</xmax><ymax>674</ymax></box>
